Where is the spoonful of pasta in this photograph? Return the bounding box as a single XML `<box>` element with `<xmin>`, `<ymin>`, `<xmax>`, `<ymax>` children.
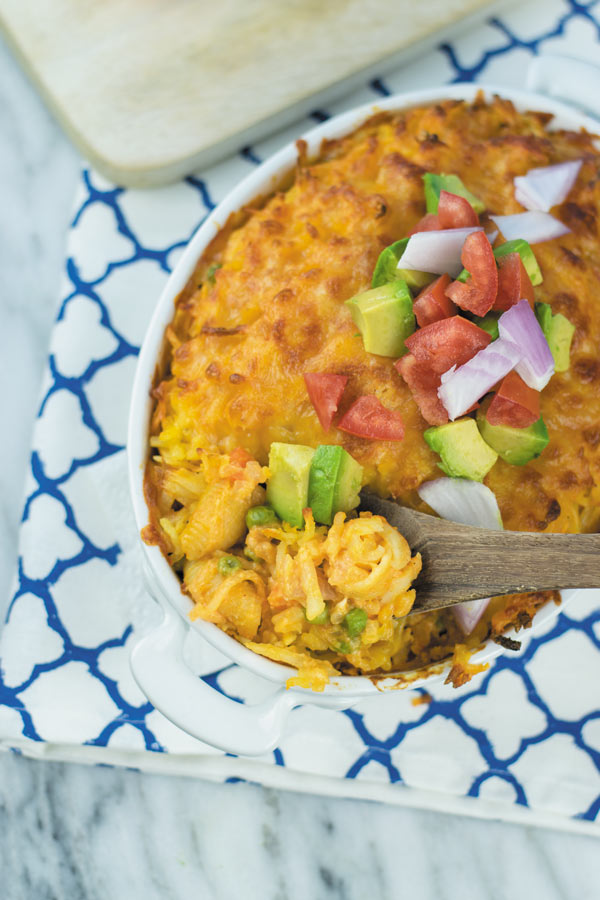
<box><xmin>360</xmin><ymin>490</ymin><xmax>600</xmax><ymax>615</ymax></box>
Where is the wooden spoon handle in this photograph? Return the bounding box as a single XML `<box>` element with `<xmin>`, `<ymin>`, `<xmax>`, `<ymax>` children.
<box><xmin>361</xmin><ymin>494</ymin><xmax>600</xmax><ymax>612</ymax></box>
<box><xmin>413</xmin><ymin>528</ymin><xmax>600</xmax><ymax>610</ymax></box>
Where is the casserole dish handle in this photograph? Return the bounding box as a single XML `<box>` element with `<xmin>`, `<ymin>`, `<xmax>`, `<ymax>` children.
<box><xmin>131</xmin><ymin>566</ymin><xmax>351</xmax><ymax>755</ymax></box>
<box><xmin>131</xmin><ymin>599</ymin><xmax>300</xmax><ymax>757</ymax></box>
<box><xmin>527</xmin><ymin>55</ymin><xmax>600</xmax><ymax>119</ymax></box>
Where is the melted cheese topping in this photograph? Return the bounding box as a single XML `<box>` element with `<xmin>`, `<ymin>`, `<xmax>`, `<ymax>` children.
<box><xmin>145</xmin><ymin>95</ymin><xmax>600</xmax><ymax>688</ymax></box>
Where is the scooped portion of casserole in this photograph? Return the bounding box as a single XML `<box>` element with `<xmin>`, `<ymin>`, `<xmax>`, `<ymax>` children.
<box><xmin>144</xmin><ymin>94</ymin><xmax>600</xmax><ymax>690</ymax></box>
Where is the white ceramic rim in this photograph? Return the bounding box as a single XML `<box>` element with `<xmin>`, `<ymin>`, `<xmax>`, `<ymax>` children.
<box><xmin>128</xmin><ymin>79</ymin><xmax>599</xmax><ymax>699</ymax></box>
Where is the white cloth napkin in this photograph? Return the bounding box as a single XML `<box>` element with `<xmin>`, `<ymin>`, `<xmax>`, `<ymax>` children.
<box><xmin>2</xmin><ymin>0</ymin><xmax>600</xmax><ymax>835</ymax></box>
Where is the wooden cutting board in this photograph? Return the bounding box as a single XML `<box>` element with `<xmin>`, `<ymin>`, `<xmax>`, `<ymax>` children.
<box><xmin>0</xmin><ymin>0</ymin><xmax>501</xmax><ymax>187</ymax></box>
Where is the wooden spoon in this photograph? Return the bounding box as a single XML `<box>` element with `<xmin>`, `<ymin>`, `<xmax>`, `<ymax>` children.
<box><xmin>360</xmin><ymin>493</ymin><xmax>600</xmax><ymax>614</ymax></box>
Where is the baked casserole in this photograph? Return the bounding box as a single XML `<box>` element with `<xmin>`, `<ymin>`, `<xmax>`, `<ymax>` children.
<box><xmin>142</xmin><ymin>94</ymin><xmax>600</xmax><ymax>691</ymax></box>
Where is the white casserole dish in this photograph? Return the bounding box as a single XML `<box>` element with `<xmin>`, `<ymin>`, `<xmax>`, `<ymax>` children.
<box><xmin>127</xmin><ymin>56</ymin><xmax>600</xmax><ymax>756</ymax></box>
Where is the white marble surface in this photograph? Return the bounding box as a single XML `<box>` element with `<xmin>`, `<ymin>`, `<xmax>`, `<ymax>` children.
<box><xmin>1</xmin><ymin>26</ymin><xmax>600</xmax><ymax>900</ymax></box>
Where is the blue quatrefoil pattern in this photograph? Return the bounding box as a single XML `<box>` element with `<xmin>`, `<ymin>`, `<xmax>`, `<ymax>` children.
<box><xmin>1</xmin><ymin>0</ymin><xmax>600</xmax><ymax>830</ymax></box>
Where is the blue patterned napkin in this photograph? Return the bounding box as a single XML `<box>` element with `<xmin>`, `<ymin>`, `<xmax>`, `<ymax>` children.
<box><xmin>2</xmin><ymin>0</ymin><xmax>600</xmax><ymax>835</ymax></box>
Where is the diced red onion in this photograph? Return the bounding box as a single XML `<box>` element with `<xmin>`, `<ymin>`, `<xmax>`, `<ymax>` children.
<box><xmin>498</xmin><ymin>299</ymin><xmax>554</xmax><ymax>390</ymax></box>
<box><xmin>397</xmin><ymin>227</ymin><xmax>483</xmax><ymax>276</ymax></box>
<box><xmin>514</xmin><ymin>160</ymin><xmax>582</xmax><ymax>212</ymax></box>
<box><xmin>418</xmin><ymin>478</ymin><xmax>503</xmax><ymax>634</ymax></box>
<box><xmin>489</xmin><ymin>211</ymin><xmax>570</xmax><ymax>244</ymax></box>
<box><xmin>418</xmin><ymin>478</ymin><xmax>503</xmax><ymax>530</ymax></box>
<box><xmin>453</xmin><ymin>598</ymin><xmax>491</xmax><ymax>634</ymax></box>
<box><xmin>437</xmin><ymin>338</ymin><xmax>523</xmax><ymax>421</ymax></box>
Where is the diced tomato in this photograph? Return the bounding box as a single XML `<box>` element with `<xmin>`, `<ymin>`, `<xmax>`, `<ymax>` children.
<box><xmin>493</xmin><ymin>252</ymin><xmax>535</xmax><ymax>312</ymax></box>
<box><xmin>229</xmin><ymin>447</ymin><xmax>253</xmax><ymax>468</ymax></box>
<box><xmin>437</xmin><ymin>191</ymin><xmax>479</xmax><ymax>229</ymax></box>
<box><xmin>304</xmin><ymin>373</ymin><xmax>348</xmax><ymax>432</ymax></box>
<box><xmin>395</xmin><ymin>354</ymin><xmax>448</xmax><ymax>426</ymax></box>
<box><xmin>337</xmin><ymin>395</ymin><xmax>404</xmax><ymax>441</ymax></box>
<box><xmin>408</xmin><ymin>212</ymin><xmax>441</xmax><ymax>236</ymax></box>
<box><xmin>445</xmin><ymin>232</ymin><xmax>499</xmax><ymax>316</ymax></box>
<box><xmin>404</xmin><ymin>316</ymin><xmax>492</xmax><ymax>374</ymax></box>
<box><xmin>227</xmin><ymin>447</ymin><xmax>254</xmax><ymax>481</ymax></box>
<box><xmin>486</xmin><ymin>370</ymin><xmax>540</xmax><ymax>428</ymax></box>
<box><xmin>413</xmin><ymin>274</ymin><xmax>457</xmax><ymax>327</ymax></box>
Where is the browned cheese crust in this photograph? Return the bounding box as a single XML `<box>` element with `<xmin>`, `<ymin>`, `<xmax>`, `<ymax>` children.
<box><xmin>146</xmin><ymin>95</ymin><xmax>600</xmax><ymax>678</ymax></box>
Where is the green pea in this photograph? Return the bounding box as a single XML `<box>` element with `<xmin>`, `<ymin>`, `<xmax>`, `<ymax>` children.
<box><xmin>246</xmin><ymin>505</ymin><xmax>279</xmax><ymax>529</ymax></box>
<box><xmin>218</xmin><ymin>555</ymin><xmax>241</xmax><ymax>576</ymax></box>
<box><xmin>343</xmin><ymin>608</ymin><xmax>368</xmax><ymax>637</ymax></box>
<box><xmin>206</xmin><ymin>262</ymin><xmax>222</xmax><ymax>284</ymax></box>
<box><xmin>306</xmin><ymin>604</ymin><xmax>329</xmax><ymax>625</ymax></box>
<box><xmin>334</xmin><ymin>641</ymin><xmax>353</xmax><ymax>654</ymax></box>
<box><xmin>244</xmin><ymin>548</ymin><xmax>259</xmax><ymax>562</ymax></box>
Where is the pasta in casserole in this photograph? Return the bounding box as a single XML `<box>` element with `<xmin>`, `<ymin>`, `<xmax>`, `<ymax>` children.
<box><xmin>144</xmin><ymin>94</ymin><xmax>600</xmax><ymax>689</ymax></box>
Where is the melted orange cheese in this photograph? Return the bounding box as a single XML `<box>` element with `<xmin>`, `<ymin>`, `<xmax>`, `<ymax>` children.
<box><xmin>145</xmin><ymin>95</ymin><xmax>600</xmax><ymax>685</ymax></box>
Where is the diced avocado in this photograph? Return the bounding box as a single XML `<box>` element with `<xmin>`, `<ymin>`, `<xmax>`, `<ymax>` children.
<box><xmin>398</xmin><ymin>268</ymin><xmax>437</xmax><ymax>291</ymax></box>
<box><xmin>494</xmin><ymin>239</ymin><xmax>543</xmax><ymax>286</ymax></box>
<box><xmin>266</xmin><ymin>442</ymin><xmax>315</xmax><ymax>528</ymax></box>
<box><xmin>372</xmin><ymin>238</ymin><xmax>435</xmax><ymax>291</ymax></box>
<box><xmin>535</xmin><ymin>302</ymin><xmax>575</xmax><ymax>373</ymax></box>
<box><xmin>472</xmin><ymin>312</ymin><xmax>499</xmax><ymax>341</ymax></box>
<box><xmin>346</xmin><ymin>281</ymin><xmax>415</xmax><ymax>357</ymax></box>
<box><xmin>423</xmin><ymin>173</ymin><xmax>485</xmax><ymax>215</ymax></box>
<box><xmin>476</xmin><ymin>403</ymin><xmax>549</xmax><ymax>465</ymax></box>
<box><xmin>372</xmin><ymin>239</ymin><xmax>407</xmax><ymax>287</ymax></box>
<box><xmin>308</xmin><ymin>445</ymin><xmax>363</xmax><ymax>525</ymax></box>
<box><xmin>424</xmin><ymin>418</ymin><xmax>498</xmax><ymax>482</ymax></box>
<box><xmin>534</xmin><ymin>302</ymin><xmax>552</xmax><ymax>332</ymax></box>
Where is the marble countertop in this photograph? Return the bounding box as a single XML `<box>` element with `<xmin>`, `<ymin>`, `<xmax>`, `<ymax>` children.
<box><xmin>0</xmin><ymin>28</ymin><xmax>599</xmax><ymax>900</ymax></box>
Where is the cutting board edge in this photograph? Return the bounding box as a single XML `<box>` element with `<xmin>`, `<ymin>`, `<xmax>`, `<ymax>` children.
<box><xmin>0</xmin><ymin>0</ymin><xmax>512</xmax><ymax>187</ymax></box>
